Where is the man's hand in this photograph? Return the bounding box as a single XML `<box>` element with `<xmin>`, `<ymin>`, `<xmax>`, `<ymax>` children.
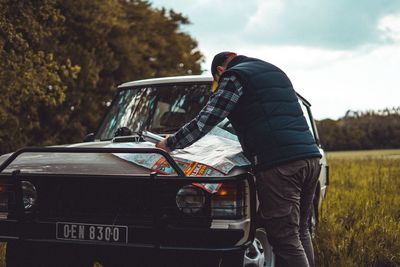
<box><xmin>156</xmin><ymin>137</ymin><xmax>171</xmax><ymax>153</ymax></box>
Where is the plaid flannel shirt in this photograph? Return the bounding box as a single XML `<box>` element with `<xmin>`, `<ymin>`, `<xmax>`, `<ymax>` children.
<box><xmin>166</xmin><ymin>75</ymin><xmax>243</xmax><ymax>151</ymax></box>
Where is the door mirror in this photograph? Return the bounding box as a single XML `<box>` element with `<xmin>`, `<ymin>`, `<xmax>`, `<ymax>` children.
<box><xmin>83</xmin><ymin>133</ymin><xmax>95</xmax><ymax>142</ymax></box>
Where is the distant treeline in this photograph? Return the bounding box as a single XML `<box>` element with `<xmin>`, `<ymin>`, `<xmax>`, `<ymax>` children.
<box><xmin>0</xmin><ymin>0</ymin><xmax>203</xmax><ymax>154</ymax></box>
<box><xmin>316</xmin><ymin>107</ymin><xmax>400</xmax><ymax>151</ymax></box>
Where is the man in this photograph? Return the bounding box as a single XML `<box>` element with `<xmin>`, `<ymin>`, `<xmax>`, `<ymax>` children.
<box><xmin>156</xmin><ymin>52</ymin><xmax>322</xmax><ymax>267</ymax></box>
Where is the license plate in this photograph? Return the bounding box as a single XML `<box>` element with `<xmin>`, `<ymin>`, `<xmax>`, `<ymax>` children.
<box><xmin>56</xmin><ymin>222</ymin><xmax>128</xmax><ymax>243</ymax></box>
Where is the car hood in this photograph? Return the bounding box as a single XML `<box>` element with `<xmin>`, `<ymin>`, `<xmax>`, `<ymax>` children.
<box><xmin>0</xmin><ymin>141</ymin><xmax>154</xmax><ymax>175</ymax></box>
<box><xmin>0</xmin><ymin>134</ymin><xmax>250</xmax><ymax>176</ymax></box>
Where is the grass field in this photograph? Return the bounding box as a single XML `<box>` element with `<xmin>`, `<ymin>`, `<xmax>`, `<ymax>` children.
<box><xmin>314</xmin><ymin>149</ymin><xmax>400</xmax><ymax>267</ymax></box>
<box><xmin>0</xmin><ymin>149</ymin><xmax>399</xmax><ymax>266</ymax></box>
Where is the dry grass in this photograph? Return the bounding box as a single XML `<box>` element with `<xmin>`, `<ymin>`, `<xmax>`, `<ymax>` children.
<box><xmin>314</xmin><ymin>150</ymin><xmax>400</xmax><ymax>267</ymax></box>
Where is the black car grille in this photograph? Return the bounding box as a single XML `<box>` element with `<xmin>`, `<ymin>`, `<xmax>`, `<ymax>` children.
<box><xmin>34</xmin><ymin>177</ymin><xmax>181</xmax><ymax>225</ymax></box>
<box><xmin>5</xmin><ymin>175</ymin><xmax>242</xmax><ymax>229</ymax></box>
<box><xmin>31</xmin><ymin>177</ymin><xmax>214</xmax><ymax>227</ymax></box>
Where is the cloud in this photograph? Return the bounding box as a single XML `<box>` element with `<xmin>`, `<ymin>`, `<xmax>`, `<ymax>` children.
<box><xmin>259</xmin><ymin>44</ymin><xmax>400</xmax><ymax>119</ymax></box>
<box><xmin>184</xmin><ymin>41</ymin><xmax>400</xmax><ymax>119</ymax></box>
<box><xmin>149</xmin><ymin>0</ymin><xmax>258</xmax><ymax>43</ymax></box>
<box><xmin>149</xmin><ymin>0</ymin><xmax>400</xmax><ymax>119</ymax></box>
<box><xmin>243</xmin><ymin>0</ymin><xmax>400</xmax><ymax>49</ymax></box>
<box><xmin>151</xmin><ymin>0</ymin><xmax>400</xmax><ymax>50</ymax></box>
<box><xmin>378</xmin><ymin>13</ymin><xmax>400</xmax><ymax>42</ymax></box>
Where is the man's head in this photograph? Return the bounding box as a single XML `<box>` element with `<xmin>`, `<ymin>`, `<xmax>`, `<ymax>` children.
<box><xmin>211</xmin><ymin>51</ymin><xmax>237</xmax><ymax>92</ymax></box>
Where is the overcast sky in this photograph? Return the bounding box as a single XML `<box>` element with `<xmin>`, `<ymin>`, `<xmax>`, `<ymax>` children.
<box><xmin>150</xmin><ymin>0</ymin><xmax>400</xmax><ymax>119</ymax></box>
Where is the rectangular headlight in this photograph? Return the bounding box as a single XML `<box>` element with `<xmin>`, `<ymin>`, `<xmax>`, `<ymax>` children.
<box><xmin>211</xmin><ymin>182</ymin><xmax>246</xmax><ymax>219</ymax></box>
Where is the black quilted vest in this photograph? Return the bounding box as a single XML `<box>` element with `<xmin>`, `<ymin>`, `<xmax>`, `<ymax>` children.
<box><xmin>224</xmin><ymin>56</ymin><xmax>321</xmax><ymax>171</ymax></box>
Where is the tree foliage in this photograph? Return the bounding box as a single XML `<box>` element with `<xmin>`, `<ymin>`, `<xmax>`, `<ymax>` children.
<box><xmin>317</xmin><ymin>108</ymin><xmax>400</xmax><ymax>151</ymax></box>
<box><xmin>0</xmin><ymin>0</ymin><xmax>203</xmax><ymax>154</ymax></box>
<box><xmin>0</xmin><ymin>0</ymin><xmax>79</xmax><ymax>152</ymax></box>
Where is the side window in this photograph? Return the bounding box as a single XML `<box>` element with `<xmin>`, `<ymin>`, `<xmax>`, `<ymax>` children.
<box><xmin>298</xmin><ymin>99</ymin><xmax>321</xmax><ymax>145</ymax></box>
<box><xmin>299</xmin><ymin>99</ymin><xmax>317</xmax><ymax>140</ymax></box>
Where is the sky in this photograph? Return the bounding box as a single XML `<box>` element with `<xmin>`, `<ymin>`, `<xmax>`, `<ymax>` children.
<box><xmin>149</xmin><ymin>0</ymin><xmax>400</xmax><ymax>120</ymax></box>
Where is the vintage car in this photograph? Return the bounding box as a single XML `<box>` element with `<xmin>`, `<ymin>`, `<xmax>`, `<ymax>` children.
<box><xmin>0</xmin><ymin>75</ymin><xmax>329</xmax><ymax>267</ymax></box>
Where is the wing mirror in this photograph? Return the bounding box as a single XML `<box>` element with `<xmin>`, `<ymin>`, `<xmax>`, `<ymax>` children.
<box><xmin>83</xmin><ymin>133</ymin><xmax>95</xmax><ymax>142</ymax></box>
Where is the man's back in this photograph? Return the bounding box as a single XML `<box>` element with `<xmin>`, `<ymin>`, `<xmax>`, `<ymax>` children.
<box><xmin>222</xmin><ymin>56</ymin><xmax>321</xmax><ymax>171</ymax></box>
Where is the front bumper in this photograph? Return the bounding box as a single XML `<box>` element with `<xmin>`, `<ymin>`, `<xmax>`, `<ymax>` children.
<box><xmin>0</xmin><ymin>147</ymin><xmax>256</xmax><ymax>255</ymax></box>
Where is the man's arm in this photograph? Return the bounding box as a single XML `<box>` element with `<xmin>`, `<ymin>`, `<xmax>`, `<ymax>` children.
<box><xmin>156</xmin><ymin>75</ymin><xmax>243</xmax><ymax>152</ymax></box>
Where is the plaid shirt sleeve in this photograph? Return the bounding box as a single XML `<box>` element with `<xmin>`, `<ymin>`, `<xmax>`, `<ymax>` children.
<box><xmin>166</xmin><ymin>75</ymin><xmax>243</xmax><ymax>151</ymax></box>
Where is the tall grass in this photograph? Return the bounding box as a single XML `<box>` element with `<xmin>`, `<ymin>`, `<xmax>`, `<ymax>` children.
<box><xmin>314</xmin><ymin>151</ymin><xmax>400</xmax><ymax>267</ymax></box>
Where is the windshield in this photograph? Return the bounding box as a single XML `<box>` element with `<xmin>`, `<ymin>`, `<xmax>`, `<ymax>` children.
<box><xmin>96</xmin><ymin>83</ymin><xmax>211</xmax><ymax>140</ymax></box>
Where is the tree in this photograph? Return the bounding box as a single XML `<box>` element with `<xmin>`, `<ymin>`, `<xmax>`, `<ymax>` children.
<box><xmin>0</xmin><ymin>0</ymin><xmax>79</xmax><ymax>153</ymax></box>
<box><xmin>0</xmin><ymin>0</ymin><xmax>203</xmax><ymax>154</ymax></box>
<box><xmin>50</xmin><ymin>0</ymin><xmax>204</xmax><ymax>144</ymax></box>
<box><xmin>316</xmin><ymin>108</ymin><xmax>400</xmax><ymax>151</ymax></box>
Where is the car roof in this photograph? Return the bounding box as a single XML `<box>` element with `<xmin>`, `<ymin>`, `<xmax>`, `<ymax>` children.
<box><xmin>118</xmin><ymin>75</ymin><xmax>213</xmax><ymax>88</ymax></box>
<box><xmin>118</xmin><ymin>75</ymin><xmax>311</xmax><ymax>106</ymax></box>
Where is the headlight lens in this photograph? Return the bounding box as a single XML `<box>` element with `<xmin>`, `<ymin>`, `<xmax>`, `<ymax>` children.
<box><xmin>22</xmin><ymin>181</ymin><xmax>37</xmax><ymax>210</ymax></box>
<box><xmin>176</xmin><ymin>185</ymin><xmax>205</xmax><ymax>214</ymax></box>
<box><xmin>211</xmin><ymin>182</ymin><xmax>245</xmax><ymax>219</ymax></box>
